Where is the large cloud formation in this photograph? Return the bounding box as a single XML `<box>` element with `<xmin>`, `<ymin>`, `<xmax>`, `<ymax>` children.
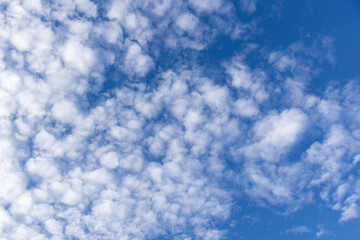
<box><xmin>0</xmin><ymin>0</ymin><xmax>359</xmax><ymax>239</ymax></box>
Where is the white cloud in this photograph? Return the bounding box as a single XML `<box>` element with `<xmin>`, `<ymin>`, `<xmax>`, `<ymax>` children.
<box><xmin>339</xmin><ymin>184</ymin><xmax>360</xmax><ymax>222</ymax></box>
<box><xmin>340</xmin><ymin>202</ymin><xmax>359</xmax><ymax>222</ymax></box>
<box><xmin>240</xmin><ymin>160</ymin><xmax>310</xmax><ymax>206</ymax></box>
<box><xmin>150</xmin><ymin>0</ymin><xmax>173</xmax><ymax>16</ymax></box>
<box><xmin>107</xmin><ymin>0</ymin><xmax>129</xmax><ymax>20</ymax></box>
<box><xmin>316</xmin><ymin>224</ymin><xmax>331</xmax><ymax>238</ymax></box>
<box><xmin>0</xmin><ymin>207</ymin><xmax>12</xmax><ymax>232</ymax></box>
<box><xmin>0</xmin><ymin>0</ymin><xmax>359</xmax><ymax>239</ymax></box>
<box><xmin>227</xmin><ymin>62</ymin><xmax>253</xmax><ymax>89</ymax></box>
<box><xmin>100</xmin><ymin>151</ymin><xmax>119</xmax><ymax>169</ymax></box>
<box><xmin>242</xmin><ymin>108</ymin><xmax>308</xmax><ymax>161</ymax></box>
<box><xmin>199</xmin><ymin>81</ymin><xmax>229</xmax><ymax>111</ymax></box>
<box><xmin>23</xmin><ymin>0</ymin><xmax>43</xmax><ymax>13</ymax></box>
<box><xmin>334</xmin><ymin>183</ymin><xmax>350</xmax><ymax>202</ymax></box>
<box><xmin>97</xmin><ymin>21</ymin><xmax>123</xmax><ymax>44</ymax></box>
<box><xmin>189</xmin><ymin>0</ymin><xmax>223</xmax><ymax>12</ymax></box>
<box><xmin>0</xmin><ymin>70</ymin><xmax>21</xmax><ymax>93</ymax></box>
<box><xmin>184</xmin><ymin>109</ymin><xmax>203</xmax><ymax>130</ymax></box>
<box><xmin>254</xmin><ymin>108</ymin><xmax>308</xmax><ymax>148</ymax></box>
<box><xmin>0</xmin><ymin>139</ymin><xmax>26</xmax><ymax>204</ymax></box>
<box><xmin>176</xmin><ymin>12</ymin><xmax>199</xmax><ymax>32</ymax></box>
<box><xmin>26</xmin><ymin>157</ymin><xmax>60</xmax><ymax>180</ymax></box>
<box><xmin>305</xmin><ymin>125</ymin><xmax>359</xmax><ymax>186</ymax></box>
<box><xmin>45</xmin><ymin>218</ymin><xmax>63</xmax><ymax>236</ymax></box>
<box><xmin>74</xmin><ymin>0</ymin><xmax>97</xmax><ymax>17</ymax></box>
<box><xmin>226</xmin><ymin>61</ymin><xmax>268</xmax><ymax>103</ymax></box>
<box><xmin>234</xmin><ymin>98</ymin><xmax>259</xmax><ymax>117</ymax></box>
<box><xmin>51</xmin><ymin>100</ymin><xmax>79</xmax><ymax>124</ymax></box>
<box><xmin>268</xmin><ymin>51</ymin><xmax>297</xmax><ymax>72</ymax></box>
<box><xmin>283</xmin><ymin>225</ymin><xmax>310</xmax><ymax>235</ymax></box>
<box><xmin>124</xmin><ymin>42</ymin><xmax>154</xmax><ymax>77</ymax></box>
<box><xmin>60</xmin><ymin>39</ymin><xmax>95</xmax><ymax>74</ymax></box>
<box><xmin>239</xmin><ymin>0</ymin><xmax>257</xmax><ymax>14</ymax></box>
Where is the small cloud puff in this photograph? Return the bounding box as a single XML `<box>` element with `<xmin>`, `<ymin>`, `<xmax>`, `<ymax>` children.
<box><xmin>124</xmin><ymin>42</ymin><xmax>154</xmax><ymax>77</ymax></box>
<box><xmin>282</xmin><ymin>225</ymin><xmax>310</xmax><ymax>235</ymax></box>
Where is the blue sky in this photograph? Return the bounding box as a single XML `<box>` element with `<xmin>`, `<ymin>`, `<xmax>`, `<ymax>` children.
<box><xmin>0</xmin><ymin>0</ymin><xmax>359</xmax><ymax>239</ymax></box>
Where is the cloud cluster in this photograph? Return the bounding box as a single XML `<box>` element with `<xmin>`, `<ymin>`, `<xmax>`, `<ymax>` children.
<box><xmin>0</xmin><ymin>0</ymin><xmax>359</xmax><ymax>239</ymax></box>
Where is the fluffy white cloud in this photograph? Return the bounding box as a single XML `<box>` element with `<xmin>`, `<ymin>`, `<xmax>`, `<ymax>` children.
<box><xmin>254</xmin><ymin>109</ymin><xmax>308</xmax><ymax>148</ymax></box>
<box><xmin>124</xmin><ymin>42</ymin><xmax>154</xmax><ymax>77</ymax></box>
<box><xmin>340</xmin><ymin>201</ymin><xmax>359</xmax><ymax>222</ymax></box>
<box><xmin>60</xmin><ymin>39</ymin><xmax>95</xmax><ymax>74</ymax></box>
<box><xmin>242</xmin><ymin>108</ymin><xmax>308</xmax><ymax>161</ymax></box>
<box><xmin>107</xmin><ymin>0</ymin><xmax>130</xmax><ymax>20</ymax></box>
<box><xmin>0</xmin><ymin>70</ymin><xmax>21</xmax><ymax>93</ymax></box>
<box><xmin>226</xmin><ymin>61</ymin><xmax>268</xmax><ymax>103</ymax></box>
<box><xmin>305</xmin><ymin>125</ymin><xmax>358</xmax><ymax>186</ymax></box>
<box><xmin>100</xmin><ymin>151</ymin><xmax>119</xmax><ymax>169</ymax></box>
<box><xmin>176</xmin><ymin>12</ymin><xmax>199</xmax><ymax>32</ymax></box>
<box><xmin>45</xmin><ymin>218</ymin><xmax>63</xmax><ymax>236</ymax></box>
<box><xmin>51</xmin><ymin>100</ymin><xmax>79</xmax><ymax>124</ymax></box>
<box><xmin>234</xmin><ymin>98</ymin><xmax>259</xmax><ymax>117</ymax></box>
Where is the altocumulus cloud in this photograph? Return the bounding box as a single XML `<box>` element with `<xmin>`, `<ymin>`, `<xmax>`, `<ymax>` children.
<box><xmin>0</xmin><ymin>0</ymin><xmax>359</xmax><ymax>239</ymax></box>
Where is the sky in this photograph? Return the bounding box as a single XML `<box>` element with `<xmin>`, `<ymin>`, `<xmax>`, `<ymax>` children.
<box><xmin>0</xmin><ymin>0</ymin><xmax>359</xmax><ymax>239</ymax></box>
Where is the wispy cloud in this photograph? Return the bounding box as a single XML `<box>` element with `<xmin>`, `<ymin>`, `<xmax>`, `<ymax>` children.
<box><xmin>282</xmin><ymin>225</ymin><xmax>310</xmax><ymax>235</ymax></box>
